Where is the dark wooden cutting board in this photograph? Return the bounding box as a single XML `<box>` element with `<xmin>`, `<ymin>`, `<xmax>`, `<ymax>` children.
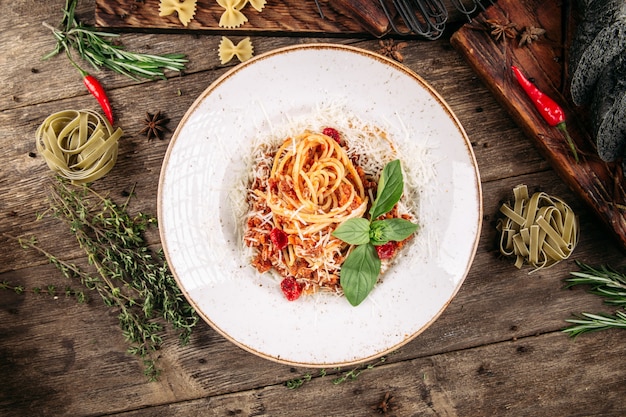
<box><xmin>94</xmin><ymin>0</ymin><xmax>380</xmax><ymax>36</ymax></box>
<box><xmin>451</xmin><ymin>0</ymin><xmax>626</xmax><ymax>251</ymax></box>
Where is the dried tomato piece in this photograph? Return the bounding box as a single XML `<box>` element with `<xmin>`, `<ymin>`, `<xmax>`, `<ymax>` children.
<box><xmin>270</xmin><ymin>228</ymin><xmax>288</xmax><ymax>250</ymax></box>
<box><xmin>322</xmin><ymin>127</ymin><xmax>341</xmax><ymax>143</ymax></box>
<box><xmin>375</xmin><ymin>241</ymin><xmax>398</xmax><ymax>260</ymax></box>
<box><xmin>280</xmin><ymin>277</ymin><xmax>303</xmax><ymax>301</ymax></box>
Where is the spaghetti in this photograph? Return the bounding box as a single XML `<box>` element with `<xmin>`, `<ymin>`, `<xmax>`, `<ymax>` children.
<box><xmin>268</xmin><ymin>131</ymin><xmax>368</xmax><ymax>233</ymax></box>
<box><xmin>244</xmin><ymin>128</ymin><xmax>414</xmax><ymax>298</ymax></box>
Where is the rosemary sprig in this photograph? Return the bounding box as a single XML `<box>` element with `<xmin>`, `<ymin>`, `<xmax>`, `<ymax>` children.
<box><xmin>12</xmin><ymin>177</ymin><xmax>198</xmax><ymax>380</ymax></box>
<box><xmin>43</xmin><ymin>0</ymin><xmax>187</xmax><ymax>80</ymax></box>
<box><xmin>563</xmin><ymin>311</ymin><xmax>626</xmax><ymax>337</ymax></box>
<box><xmin>564</xmin><ymin>262</ymin><xmax>626</xmax><ymax>306</ymax></box>
<box><xmin>563</xmin><ymin>261</ymin><xmax>626</xmax><ymax>336</ymax></box>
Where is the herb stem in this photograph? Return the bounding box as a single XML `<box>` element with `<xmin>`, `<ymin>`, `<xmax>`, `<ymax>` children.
<box><xmin>563</xmin><ymin>261</ymin><xmax>626</xmax><ymax>336</ymax></box>
<box><xmin>43</xmin><ymin>0</ymin><xmax>187</xmax><ymax>80</ymax></box>
<box><xmin>9</xmin><ymin>177</ymin><xmax>198</xmax><ymax>380</ymax></box>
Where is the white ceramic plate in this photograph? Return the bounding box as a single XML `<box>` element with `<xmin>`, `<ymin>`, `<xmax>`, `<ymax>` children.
<box><xmin>158</xmin><ymin>43</ymin><xmax>482</xmax><ymax>367</ymax></box>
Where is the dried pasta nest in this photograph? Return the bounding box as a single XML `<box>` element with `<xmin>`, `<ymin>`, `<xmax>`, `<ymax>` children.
<box><xmin>35</xmin><ymin>110</ymin><xmax>123</xmax><ymax>184</ymax></box>
<box><xmin>496</xmin><ymin>184</ymin><xmax>579</xmax><ymax>272</ymax></box>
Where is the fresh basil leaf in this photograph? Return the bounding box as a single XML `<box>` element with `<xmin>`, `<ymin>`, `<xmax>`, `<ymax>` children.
<box><xmin>369</xmin><ymin>160</ymin><xmax>404</xmax><ymax>220</ymax></box>
<box><xmin>340</xmin><ymin>243</ymin><xmax>381</xmax><ymax>306</ymax></box>
<box><xmin>369</xmin><ymin>220</ymin><xmax>388</xmax><ymax>245</ymax></box>
<box><xmin>370</xmin><ymin>218</ymin><xmax>418</xmax><ymax>245</ymax></box>
<box><xmin>332</xmin><ymin>218</ymin><xmax>371</xmax><ymax>245</ymax></box>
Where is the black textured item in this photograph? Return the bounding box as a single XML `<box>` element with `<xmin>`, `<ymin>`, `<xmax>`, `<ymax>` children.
<box><xmin>570</xmin><ymin>19</ymin><xmax>626</xmax><ymax>106</ymax></box>
<box><xmin>591</xmin><ymin>55</ymin><xmax>626</xmax><ymax>161</ymax></box>
<box><xmin>569</xmin><ymin>0</ymin><xmax>623</xmax><ymax>85</ymax></box>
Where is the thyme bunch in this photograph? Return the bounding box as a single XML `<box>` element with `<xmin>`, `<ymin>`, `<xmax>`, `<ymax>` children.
<box><xmin>43</xmin><ymin>0</ymin><xmax>187</xmax><ymax>80</ymax></box>
<box><xmin>18</xmin><ymin>178</ymin><xmax>198</xmax><ymax>380</ymax></box>
<box><xmin>563</xmin><ymin>262</ymin><xmax>626</xmax><ymax>336</ymax></box>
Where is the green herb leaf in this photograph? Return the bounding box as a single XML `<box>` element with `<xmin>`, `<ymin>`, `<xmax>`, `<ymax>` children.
<box><xmin>9</xmin><ymin>177</ymin><xmax>199</xmax><ymax>381</ymax></box>
<box><xmin>369</xmin><ymin>160</ymin><xmax>404</xmax><ymax>220</ymax></box>
<box><xmin>370</xmin><ymin>218</ymin><xmax>419</xmax><ymax>245</ymax></box>
<box><xmin>43</xmin><ymin>0</ymin><xmax>187</xmax><ymax>81</ymax></box>
<box><xmin>332</xmin><ymin>218</ymin><xmax>371</xmax><ymax>245</ymax></box>
<box><xmin>340</xmin><ymin>243</ymin><xmax>381</xmax><ymax>306</ymax></box>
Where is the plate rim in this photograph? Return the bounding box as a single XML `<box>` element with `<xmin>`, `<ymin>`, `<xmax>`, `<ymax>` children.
<box><xmin>157</xmin><ymin>42</ymin><xmax>483</xmax><ymax>367</ymax></box>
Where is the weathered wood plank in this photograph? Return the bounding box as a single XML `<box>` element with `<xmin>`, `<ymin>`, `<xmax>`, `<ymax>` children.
<box><xmin>102</xmin><ymin>330</ymin><xmax>626</xmax><ymax>417</ymax></box>
<box><xmin>451</xmin><ymin>0</ymin><xmax>626</xmax><ymax>251</ymax></box>
<box><xmin>0</xmin><ymin>34</ymin><xmax>545</xmax><ymax>273</ymax></box>
<box><xmin>3</xmin><ymin>1</ymin><xmax>626</xmax><ymax>416</ymax></box>
<box><xmin>94</xmin><ymin>0</ymin><xmax>378</xmax><ymax>36</ymax></box>
<box><xmin>2</xmin><ymin>168</ymin><xmax>625</xmax><ymax>416</ymax></box>
<box><xmin>92</xmin><ymin>0</ymin><xmax>473</xmax><ymax>36</ymax></box>
<box><xmin>2</xmin><ymin>264</ymin><xmax>625</xmax><ymax>417</ymax></box>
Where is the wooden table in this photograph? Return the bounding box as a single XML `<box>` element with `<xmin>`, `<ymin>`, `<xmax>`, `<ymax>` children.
<box><xmin>2</xmin><ymin>1</ymin><xmax>626</xmax><ymax>416</ymax></box>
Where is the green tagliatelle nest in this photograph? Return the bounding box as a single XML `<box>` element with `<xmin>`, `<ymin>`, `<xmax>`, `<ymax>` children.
<box><xmin>497</xmin><ymin>184</ymin><xmax>579</xmax><ymax>272</ymax></box>
<box><xmin>36</xmin><ymin>110</ymin><xmax>123</xmax><ymax>184</ymax></box>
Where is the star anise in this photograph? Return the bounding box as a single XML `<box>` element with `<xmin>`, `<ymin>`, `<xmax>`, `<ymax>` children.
<box><xmin>485</xmin><ymin>19</ymin><xmax>517</xmax><ymax>43</ymax></box>
<box><xmin>376</xmin><ymin>39</ymin><xmax>408</xmax><ymax>63</ymax></box>
<box><xmin>519</xmin><ymin>26</ymin><xmax>546</xmax><ymax>47</ymax></box>
<box><xmin>372</xmin><ymin>392</ymin><xmax>395</xmax><ymax>415</ymax></box>
<box><xmin>139</xmin><ymin>111</ymin><xmax>170</xmax><ymax>140</ymax></box>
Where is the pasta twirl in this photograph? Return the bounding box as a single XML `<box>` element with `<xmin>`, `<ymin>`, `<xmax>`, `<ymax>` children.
<box><xmin>497</xmin><ymin>184</ymin><xmax>579</xmax><ymax>271</ymax></box>
<box><xmin>244</xmin><ymin>131</ymin><xmax>368</xmax><ymax>294</ymax></box>
<box><xmin>267</xmin><ymin>131</ymin><xmax>368</xmax><ymax>234</ymax></box>
<box><xmin>243</xmin><ymin>129</ymin><xmax>413</xmax><ymax>297</ymax></box>
<box><xmin>35</xmin><ymin>110</ymin><xmax>123</xmax><ymax>184</ymax></box>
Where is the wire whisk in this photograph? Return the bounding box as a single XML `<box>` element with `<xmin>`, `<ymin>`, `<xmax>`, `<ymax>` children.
<box><xmin>451</xmin><ymin>0</ymin><xmax>496</xmax><ymax>21</ymax></box>
<box><xmin>379</xmin><ymin>0</ymin><xmax>496</xmax><ymax>39</ymax></box>
<box><xmin>380</xmin><ymin>0</ymin><xmax>448</xmax><ymax>39</ymax></box>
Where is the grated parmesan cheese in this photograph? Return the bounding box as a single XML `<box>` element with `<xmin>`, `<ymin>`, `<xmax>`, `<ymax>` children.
<box><xmin>231</xmin><ymin>99</ymin><xmax>437</xmax><ymax>292</ymax></box>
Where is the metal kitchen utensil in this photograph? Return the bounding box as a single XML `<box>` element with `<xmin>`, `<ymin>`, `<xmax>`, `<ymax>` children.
<box><xmin>379</xmin><ymin>0</ymin><xmax>448</xmax><ymax>39</ymax></box>
<box><xmin>451</xmin><ymin>0</ymin><xmax>496</xmax><ymax>21</ymax></box>
<box><xmin>315</xmin><ymin>0</ymin><xmax>495</xmax><ymax>39</ymax></box>
<box><xmin>379</xmin><ymin>0</ymin><xmax>496</xmax><ymax>38</ymax></box>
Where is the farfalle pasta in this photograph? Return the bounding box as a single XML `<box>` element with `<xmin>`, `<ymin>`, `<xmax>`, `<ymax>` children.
<box><xmin>217</xmin><ymin>0</ymin><xmax>248</xmax><ymax>28</ymax></box>
<box><xmin>157</xmin><ymin>0</ymin><xmax>267</xmax><ymax>29</ymax></box>
<box><xmin>235</xmin><ymin>0</ymin><xmax>267</xmax><ymax>12</ymax></box>
<box><xmin>159</xmin><ymin>0</ymin><xmax>197</xmax><ymax>27</ymax></box>
<box><xmin>219</xmin><ymin>36</ymin><xmax>254</xmax><ymax>64</ymax></box>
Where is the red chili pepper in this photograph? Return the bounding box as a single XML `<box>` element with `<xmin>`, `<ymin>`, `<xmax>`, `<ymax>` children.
<box><xmin>82</xmin><ymin>73</ymin><xmax>114</xmax><ymax>126</ymax></box>
<box><xmin>511</xmin><ymin>66</ymin><xmax>578</xmax><ymax>163</ymax></box>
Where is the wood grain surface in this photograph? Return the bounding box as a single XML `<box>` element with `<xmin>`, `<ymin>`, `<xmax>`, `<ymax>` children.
<box><xmin>451</xmin><ymin>0</ymin><xmax>626</xmax><ymax>251</ymax></box>
<box><xmin>94</xmin><ymin>0</ymin><xmax>382</xmax><ymax>36</ymax></box>
<box><xmin>2</xmin><ymin>0</ymin><xmax>626</xmax><ymax>416</ymax></box>
<box><xmin>94</xmin><ymin>0</ymin><xmax>470</xmax><ymax>37</ymax></box>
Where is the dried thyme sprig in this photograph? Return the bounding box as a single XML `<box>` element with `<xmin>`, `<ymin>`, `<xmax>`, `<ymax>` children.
<box><xmin>0</xmin><ymin>278</ymin><xmax>86</xmax><ymax>302</ymax></box>
<box><xmin>14</xmin><ymin>177</ymin><xmax>198</xmax><ymax>380</ymax></box>
<box><xmin>331</xmin><ymin>355</ymin><xmax>388</xmax><ymax>385</ymax></box>
<box><xmin>563</xmin><ymin>262</ymin><xmax>626</xmax><ymax>336</ymax></box>
<box><xmin>285</xmin><ymin>355</ymin><xmax>392</xmax><ymax>389</ymax></box>
<box><xmin>42</xmin><ymin>0</ymin><xmax>187</xmax><ymax>80</ymax></box>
